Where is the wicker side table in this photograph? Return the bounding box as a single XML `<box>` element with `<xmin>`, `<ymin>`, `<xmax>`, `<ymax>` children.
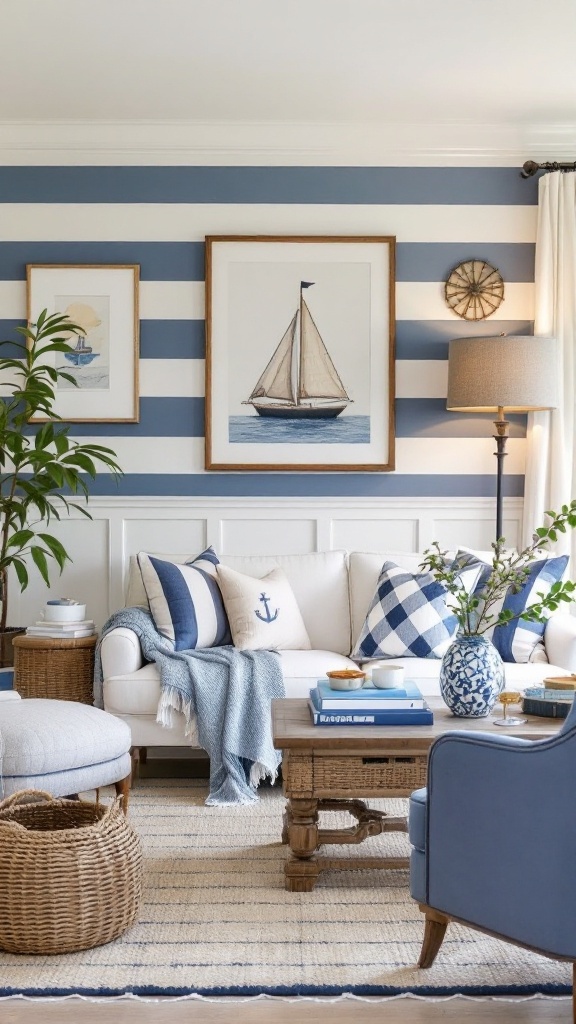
<box><xmin>13</xmin><ymin>634</ymin><xmax>97</xmax><ymax>704</ymax></box>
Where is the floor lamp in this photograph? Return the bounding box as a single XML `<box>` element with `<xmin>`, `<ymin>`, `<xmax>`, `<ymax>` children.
<box><xmin>446</xmin><ymin>335</ymin><xmax>558</xmax><ymax>543</ymax></box>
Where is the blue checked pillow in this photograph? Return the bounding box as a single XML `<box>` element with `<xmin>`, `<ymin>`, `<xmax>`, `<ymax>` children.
<box><xmin>456</xmin><ymin>549</ymin><xmax>569</xmax><ymax>664</ymax></box>
<box><xmin>352</xmin><ymin>560</ymin><xmax>480</xmax><ymax>661</ymax></box>
<box><xmin>137</xmin><ymin>547</ymin><xmax>231</xmax><ymax>650</ymax></box>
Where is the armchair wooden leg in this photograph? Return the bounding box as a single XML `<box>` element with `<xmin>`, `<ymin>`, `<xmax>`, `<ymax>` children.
<box><xmin>130</xmin><ymin>745</ymin><xmax>146</xmax><ymax>782</ymax></box>
<box><xmin>418</xmin><ymin>905</ymin><xmax>449</xmax><ymax>968</ymax></box>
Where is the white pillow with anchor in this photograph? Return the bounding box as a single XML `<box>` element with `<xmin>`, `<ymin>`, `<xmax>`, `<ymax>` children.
<box><xmin>216</xmin><ymin>564</ymin><xmax>311</xmax><ymax>652</ymax></box>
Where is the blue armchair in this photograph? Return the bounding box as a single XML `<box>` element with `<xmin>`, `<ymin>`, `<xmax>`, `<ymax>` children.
<box><xmin>409</xmin><ymin>698</ymin><xmax>576</xmax><ymax>1010</ymax></box>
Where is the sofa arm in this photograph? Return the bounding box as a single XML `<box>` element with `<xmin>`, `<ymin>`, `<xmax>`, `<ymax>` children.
<box><xmin>544</xmin><ymin>613</ymin><xmax>576</xmax><ymax>671</ymax></box>
<box><xmin>100</xmin><ymin>628</ymin><xmax>144</xmax><ymax>678</ymax></box>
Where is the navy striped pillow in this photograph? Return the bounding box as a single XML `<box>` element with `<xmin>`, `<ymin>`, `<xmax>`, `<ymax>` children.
<box><xmin>137</xmin><ymin>548</ymin><xmax>231</xmax><ymax>650</ymax></box>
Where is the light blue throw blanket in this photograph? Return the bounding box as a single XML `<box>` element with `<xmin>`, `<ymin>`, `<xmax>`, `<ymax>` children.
<box><xmin>94</xmin><ymin>607</ymin><xmax>284</xmax><ymax>805</ymax></box>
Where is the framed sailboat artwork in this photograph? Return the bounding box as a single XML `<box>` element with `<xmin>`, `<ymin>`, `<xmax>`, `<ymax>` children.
<box><xmin>26</xmin><ymin>264</ymin><xmax>139</xmax><ymax>422</ymax></box>
<box><xmin>205</xmin><ymin>236</ymin><xmax>395</xmax><ymax>471</ymax></box>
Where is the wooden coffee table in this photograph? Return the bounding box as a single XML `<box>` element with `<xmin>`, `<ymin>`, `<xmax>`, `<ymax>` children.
<box><xmin>272</xmin><ymin>696</ymin><xmax>559</xmax><ymax>892</ymax></box>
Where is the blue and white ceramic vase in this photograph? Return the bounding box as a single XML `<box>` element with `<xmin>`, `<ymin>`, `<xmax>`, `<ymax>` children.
<box><xmin>440</xmin><ymin>634</ymin><xmax>504</xmax><ymax>717</ymax></box>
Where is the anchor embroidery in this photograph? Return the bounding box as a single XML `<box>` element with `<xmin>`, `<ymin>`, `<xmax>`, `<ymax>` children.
<box><xmin>255</xmin><ymin>592</ymin><xmax>279</xmax><ymax>623</ymax></box>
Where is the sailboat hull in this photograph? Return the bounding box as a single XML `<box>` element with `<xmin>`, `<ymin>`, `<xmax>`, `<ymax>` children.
<box><xmin>252</xmin><ymin>402</ymin><xmax>347</xmax><ymax>419</ymax></box>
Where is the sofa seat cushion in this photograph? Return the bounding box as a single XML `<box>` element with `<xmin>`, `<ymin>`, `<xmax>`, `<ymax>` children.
<box><xmin>282</xmin><ymin>650</ymin><xmax>359</xmax><ymax>696</ymax></box>
<box><xmin>103</xmin><ymin>645</ymin><xmax>567</xmax><ymax>717</ymax></box>
<box><xmin>104</xmin><ymin>649</ymin><xmax>359</xmax><ymax>716</ymax></box>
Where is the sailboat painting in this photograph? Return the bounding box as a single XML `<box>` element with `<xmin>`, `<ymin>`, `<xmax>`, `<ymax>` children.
<box><xmin>27</xmin><ymin>263</ymin><xmax>139</xmax><ymax>423</ymax></box>
<box><xmin>205</xmin><ymin>236</ymin><xmax>395</xmax><ymax>471</ymax></box>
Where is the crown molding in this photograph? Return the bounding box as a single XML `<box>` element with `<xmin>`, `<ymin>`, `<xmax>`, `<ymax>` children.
<box><xmin>1</xmin><ymin>119</ymin><xmax>576</xmax><ymax>166</ymax></box>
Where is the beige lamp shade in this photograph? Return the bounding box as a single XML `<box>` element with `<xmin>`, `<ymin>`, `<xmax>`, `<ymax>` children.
<box><xmin>446</xmin><ymin>335</ymin><xmax>559</xmax><ymax>412</ymax></box>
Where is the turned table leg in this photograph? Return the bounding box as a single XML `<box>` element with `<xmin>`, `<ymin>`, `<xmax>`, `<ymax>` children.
<box><xmin>284</xmin><ymin>797</ymin><xmax>321</xmax><ymax>892</ymax></box>
<box><xmin>281</xmin><ymin>804</ymin><xmax>293</xmax><ymax>844</ymax></box>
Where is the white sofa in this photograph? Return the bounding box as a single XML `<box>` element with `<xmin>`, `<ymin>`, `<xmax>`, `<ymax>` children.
<box><xmin>101</xmin><ymin>550</ymin><xmax>576</xmax><ymax>751</ymax></box>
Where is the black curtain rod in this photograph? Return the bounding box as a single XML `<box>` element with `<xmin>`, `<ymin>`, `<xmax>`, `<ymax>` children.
<box><xmin>521</xmin><ymin>160</ymin><xmax>576</xmax><ymax>178</ymax></box>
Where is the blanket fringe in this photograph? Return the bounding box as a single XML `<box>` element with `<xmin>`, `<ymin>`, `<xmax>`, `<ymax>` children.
<box><xmin>157</xmin><ymin>687</ymin><xmax>196</xmax><ymax>739</ymax></box>
<box><xmin>250</xmin><ymin>761</ymin><xmax>277</xmax><ymax>788</ymax></box>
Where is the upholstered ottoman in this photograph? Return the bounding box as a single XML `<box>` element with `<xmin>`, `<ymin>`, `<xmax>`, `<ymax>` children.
<box><xmin>0</xmin><ymin>694</ymin><xmax>132</xmax><ymax>811</ymax></box>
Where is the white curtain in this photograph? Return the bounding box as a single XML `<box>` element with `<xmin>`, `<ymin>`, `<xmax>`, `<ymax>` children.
<box><xmin>522</xmin><ymin>171</ymin><xmax>576</xmax><ymax>563</ymax></box>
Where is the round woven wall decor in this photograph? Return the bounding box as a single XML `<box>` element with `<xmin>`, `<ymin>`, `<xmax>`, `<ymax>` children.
<box><xmin>444</xmin><ymin>259</ymin><xmax>504</xmax><ymax>321</ymax></box>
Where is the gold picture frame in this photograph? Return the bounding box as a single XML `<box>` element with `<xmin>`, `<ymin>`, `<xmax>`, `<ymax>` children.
<box><xmin>27</xmin><ymin>263</ymin><xmax>140</xmax><ymax>423</ymax></box>
<box><xmin>205</xmin><ymin>235</ymin><xmax>395</xmax><ymax>471</ymax></box>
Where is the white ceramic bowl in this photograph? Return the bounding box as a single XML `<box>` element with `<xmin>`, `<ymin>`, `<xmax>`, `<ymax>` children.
<box><xmin>42</xmin><ymin>603</ymin><xmax>86</xmax><ymax>623</ymax></box>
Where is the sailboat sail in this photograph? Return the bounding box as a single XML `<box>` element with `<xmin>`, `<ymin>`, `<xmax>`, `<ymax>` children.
<box><xmin>248</xmin><ymin>313</ymin><xmax>297</xmax><ymax>404</ymax></box>
<box><xmin>299</xmin><ymin>301</ymin><xmax>350</xmax><ymax>401</ymax></box>
<box><xmin>246</xmin><ymin>286</ymin><xmax>351</xmax><ymax>419</ymax></box>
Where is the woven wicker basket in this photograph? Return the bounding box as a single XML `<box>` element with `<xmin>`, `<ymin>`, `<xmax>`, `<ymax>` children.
<box><xmin>0</xmin><ymin>790</ymin><xmax>142</xmax><ymax>955</ymax></box>
<box><xmin>13</xmin><ymin>634</ymin><xmax>96</xmax><ymax>703</ymax></box>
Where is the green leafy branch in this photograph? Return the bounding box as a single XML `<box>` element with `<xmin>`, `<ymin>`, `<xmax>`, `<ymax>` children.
<box><xmin>419</xmin><ymin>503</ymin><xmax>576</xmax><ymax>636</ymax></box>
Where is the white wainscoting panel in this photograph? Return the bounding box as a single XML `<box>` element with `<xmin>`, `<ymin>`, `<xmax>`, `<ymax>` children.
<box><xmin>123</xmin><ymin>518</ymin><xmax>208</xmax><ymax>564</ymax></box>
<box><xmin>432</xmin><ymin>514</ymin><xmax>521</xmax><ymax>554</ymax></box>
<box><xmin>331</xmin><ymin>518</ymin><xmax>419</xmax><ymax>553</ymax></box>
<box><xmin>7</xmin><ymin>496</ymin><xmax>524</xmax><ymax>630</ymax></box>
<box><xmin>220</xmin><ymin>517</ymin><xmax>317</xmax><ymax>556</ymax></box>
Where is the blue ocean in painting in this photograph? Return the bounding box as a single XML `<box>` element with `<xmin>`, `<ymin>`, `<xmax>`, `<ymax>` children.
<box><xmin>229</xmin><ymin>415</ymin><xmax>371</xmax><ymax>444</ymax></box>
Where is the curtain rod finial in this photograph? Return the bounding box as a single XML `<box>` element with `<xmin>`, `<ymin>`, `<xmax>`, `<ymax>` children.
<box><xmin>521</xmin><ymin>160</ymin><xmax>540</xmax><ymax>179</ymax></box>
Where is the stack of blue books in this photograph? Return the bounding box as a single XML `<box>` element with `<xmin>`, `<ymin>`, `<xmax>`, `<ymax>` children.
<box><xmin>523</xmin><ymin>686</ymin><xmax>575</xmax><ymax>719</ymax></box>
<box><xmin>309</xmin><ymin>679</ymin><xmax>433</xmax><ymax>726</ymax></box>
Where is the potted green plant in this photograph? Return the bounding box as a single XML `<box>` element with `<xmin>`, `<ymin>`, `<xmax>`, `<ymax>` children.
<box><xmin>0</xmin><ymin>311</ymin><xmax>122</xmax><ymax>666</ymax></box>
<box><xmin>420</xmin><ymin>506</ymin><xmax>576</xmax><ymax>717</ymax></box>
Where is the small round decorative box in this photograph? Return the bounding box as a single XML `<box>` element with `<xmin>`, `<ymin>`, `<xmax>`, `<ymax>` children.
<box><xmin>326</xmin><ymin>669</ymin><xmax>366</xmax><ymax>691</ymax></box>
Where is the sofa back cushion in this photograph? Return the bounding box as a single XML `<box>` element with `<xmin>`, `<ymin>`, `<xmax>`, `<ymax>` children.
<box><xmin>126</xmin><ymin>549</ymin><xmax>351</xmax><ymax>655</ymax></box>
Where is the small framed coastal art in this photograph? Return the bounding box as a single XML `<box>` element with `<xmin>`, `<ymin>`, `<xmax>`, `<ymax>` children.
<box><xmin>205</xmin><ymin>236</ymin><xmax>395</xmax><ymax>471</ymax></box>
<box><xmin>27</xmin><ymin>264</ymin><xmax>140</xmax><ymax>422</ymax></box>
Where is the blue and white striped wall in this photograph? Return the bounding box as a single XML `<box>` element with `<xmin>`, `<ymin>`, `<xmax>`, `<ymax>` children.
<box><xmin>0</xmin><ymin>166</ymin><xmax>538</xmax><ymax>499</ymax></box>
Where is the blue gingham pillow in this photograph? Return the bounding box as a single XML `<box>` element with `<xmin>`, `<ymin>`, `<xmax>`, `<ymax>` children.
<box><xmin>352</xmin><ymin>560</ymin><xmax>480</xmax><ymax>661</ymax></box>
<box><xmin>137</xmin><ymin>547</ymin><xmax>231</xmax><ymax>650</ymax></box>
<box><xmin>456</xmin><ymin>550</ymin><xmax>569</xmax><ymax>663</ymax></box>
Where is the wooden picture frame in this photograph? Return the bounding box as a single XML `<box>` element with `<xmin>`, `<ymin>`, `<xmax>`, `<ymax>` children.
<box><xmin>205</xmin><ymin>236</ymin><xmax>395</xmax><ymax>471</ymax></box>
<box><xmin>27</xmin><ymin>264</ymin><xmax>140</xmax><ymax>423</ymax></box>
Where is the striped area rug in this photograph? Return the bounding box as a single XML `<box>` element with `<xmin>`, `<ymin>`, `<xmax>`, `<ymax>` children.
<box><xmin>0</xmin><ymin>779</ymin><xmax>571</xmax><ymax>998</ymax></box>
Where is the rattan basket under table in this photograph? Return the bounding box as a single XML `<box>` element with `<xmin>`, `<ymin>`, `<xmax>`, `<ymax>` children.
<box><xmin>272</xmin><ymin>697</ymin><xmax>559</xmax><ymax>892</ymax></box>
<box><xmin>13</xmin><ymin>633</ymin><xmax>97</xmax><ymax>703</ymax></box>
<box><xmin>0</xmin><ymin>789</ymin><xmax>142</xmax><ymax>955</ymax></box>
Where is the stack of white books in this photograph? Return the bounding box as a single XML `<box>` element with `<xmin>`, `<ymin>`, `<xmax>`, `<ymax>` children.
<box><xmin>26</xmin><ymin>619</ymin><xmax>96</xmax><ymax>639</ymax></box>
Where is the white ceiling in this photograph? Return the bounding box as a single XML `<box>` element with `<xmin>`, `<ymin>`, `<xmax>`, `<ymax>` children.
<box><xmin>1</xmin><ymin>0</ymin><xmax>575</xmax><ymax>161</ymax></box>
